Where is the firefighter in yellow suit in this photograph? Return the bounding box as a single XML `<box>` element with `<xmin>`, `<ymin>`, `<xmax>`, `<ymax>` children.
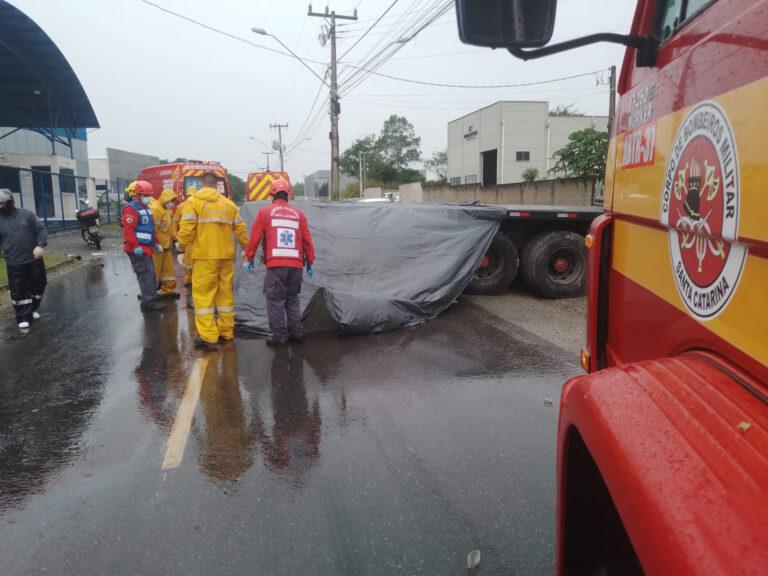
<box><xmin>177</xmin><ymin>172</ymin><xmax>248</xmax><ymax>349</ymax></box>
<box><xmin>174</xmin><ymin>186</ymin><xmax>197</xmax><ymax>308</ymax></box>
<box><xmin>150</xmin><ymin>189</ymin><xmax>180</xmax><ymax>299</ymax></box>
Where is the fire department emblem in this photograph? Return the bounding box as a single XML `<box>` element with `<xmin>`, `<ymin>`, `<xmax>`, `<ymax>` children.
<box><xmin>661</xmin><ymin>101</ymin><xmax>747</xmax><ymax>320</ymax></box>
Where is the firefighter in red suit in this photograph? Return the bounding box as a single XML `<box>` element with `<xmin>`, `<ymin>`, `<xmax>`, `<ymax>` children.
<box><xmin>245</xmin><ymin>179</ymin><xmax>315</xmax><ymax>347</ymax></box>
<box><xmin>122</xmin><ymin>180</ymin><xmax>165</xmax><ymax>312</ymax></box>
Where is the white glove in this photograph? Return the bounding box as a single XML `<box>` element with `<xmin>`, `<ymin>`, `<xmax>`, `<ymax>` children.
<box><xmin>33</xmin><ymin>246</ymin><xmax>45</xmax><ymax>260</ymax></box>
<box><xmin>174</xmin><ymin>242</ymin><xmax>181</xmax><ymax>252</ymax></box>
<box><xmin>155</xmin><ymin>244</ymin><xmax>164</xmax><ymax>253</ymax></box>
<box><xmin>177</xmin><ymin>253</ymin><xmax>186</xmax><ymax>266</ymax></box>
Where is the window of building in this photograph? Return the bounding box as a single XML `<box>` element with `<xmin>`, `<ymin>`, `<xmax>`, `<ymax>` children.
<box><xmin>516</xmin><ymin>151</ymin><xmax>530</xmax><ymax>162</ymax></box>
<box><xmin>450</xmin><ymin>177</ymin><xmax>461</xmax><ymax>186</ymax></box>
<box><xmin>465</xmin><ymin>175</ymin><xmax>477</xmax><ymax>184</ymax></box>
<box><xmin>59</xmin><ymin>167</ymin><xmax>76</xmax><ymax>194</ymax></box>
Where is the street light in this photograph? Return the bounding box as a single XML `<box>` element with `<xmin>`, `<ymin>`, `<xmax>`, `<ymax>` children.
<box><xmin>249</xmin><ymin>136</ymin><xmax>271</xmax><ymax>151</ymax></box>
<box><xmin>251</xmin><ymin>27</ymin><xmax>330</xmax><ymax>87</ymax></box>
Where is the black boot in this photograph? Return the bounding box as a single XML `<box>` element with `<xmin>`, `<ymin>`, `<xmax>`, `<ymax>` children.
<box><xmin>141</xmin><ymin>300</ymin><xmax>166</xmax><ymax>312</ymax></box>
<box><xmin>266</xmin><ymin>337</ymin><xmax>289</xmax><ymax>348</ymax></box>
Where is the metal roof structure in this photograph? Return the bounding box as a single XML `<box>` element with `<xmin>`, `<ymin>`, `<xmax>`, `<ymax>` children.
<box><xmin>0</xmin><ymin>0</ymin><xmax>99</xmax><ymax>133</ymax></box>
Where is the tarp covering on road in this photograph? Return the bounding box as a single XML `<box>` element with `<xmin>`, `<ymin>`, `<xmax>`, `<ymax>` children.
<box><xmin>234</xmin><ymin>201</ymin><xmax>506</xmax><ymax>336</ymax></box>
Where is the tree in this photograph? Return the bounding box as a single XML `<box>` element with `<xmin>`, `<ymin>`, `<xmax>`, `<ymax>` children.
<box><xmin>550</xmin><ymin>104</ymin><xmax>584</xmax><ymax>117</ymax></box>
<box><xmin>340</xmin><ymin>115</ymin><xmax>422</xmax><ymax>185</ymax></box>
<box><xmin>424</xmin><ymin>149</ymin><xmax>448</xmax><ymax>181</ymax></box>
<box><xmin>340</xmin><ymin>134</ymin><xmax>379</xmax><ymax>179</ymax></box>
<box><xmin>378</xmin><ymin>115</ymin><xmax>421</xmax><ymax>172</ymax></box>
<box><xmin>228</xmin><ymin>173</ymin><xmax>246</xmax><ymax>203</ymax></box>
<box><xmin>550</xmin><ymin>128</ymin><xmax>609</xmax><ymax>180</ymax></box>
<box><xmin>341</xmin><ymin>182</ymin><xmax>359</xmax><ymax>199</ymax></box>
<box><xmin>293</xmin><ymin>182</ymin><xmax>305</xmax><ymax>197</ymax></box>
<box><xmin>522</xmin><ymin>167</ymin><xmax>539</xmax><ymax>182</ymax></box>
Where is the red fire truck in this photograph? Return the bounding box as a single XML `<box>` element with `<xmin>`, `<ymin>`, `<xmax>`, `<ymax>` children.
<box><xmin>137</xmin><ymin>161</ymin><xmax>232</xmax><ymax>200</ymax></box>
<box><xmin>457</xmin><ymin>0</ymin><xmax>767</xmax><ymax>573</ymax></box>
<box><xmin>245</xmin><ymin>171</ymin><xmax>292</xmax><ymax>202</ymax></box>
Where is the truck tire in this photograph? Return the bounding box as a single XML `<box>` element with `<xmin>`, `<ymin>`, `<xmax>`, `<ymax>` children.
<box><xmin>522</xmin><ymin>231</ymin><xmax>587</xmax><ymax>298</ymax></box>
<box><xmin>467</xmin><ymin>232</ymin><xmax>519</xmax><ymax>294</ymax></box>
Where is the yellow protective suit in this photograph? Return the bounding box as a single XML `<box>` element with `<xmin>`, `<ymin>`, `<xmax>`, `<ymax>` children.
<box><xmin>174</xmin><ymin>187</ymin><xmax>197</xmax><ymax>287</ymax></box>
<box><xmin>150</xmin><ymin>189</ymin><xmax>178</xmax><ymax>296</ymax></box>
<box><xmin>177</xmin><ymin>187</ymin><xmax>248</xmax><ymax>343</ymax></box>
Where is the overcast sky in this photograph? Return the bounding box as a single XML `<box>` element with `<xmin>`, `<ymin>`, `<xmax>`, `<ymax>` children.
<box><xmin>11</xmin><ymin>0</ymin><xmax>636</xmax><ymax>180</ymax></box>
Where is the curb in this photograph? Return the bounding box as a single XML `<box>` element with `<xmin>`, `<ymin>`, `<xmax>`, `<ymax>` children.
<box><xmin>0</xmin><ymin>257</ymin><xmax>78</xmax><ymax>291</ymax></box>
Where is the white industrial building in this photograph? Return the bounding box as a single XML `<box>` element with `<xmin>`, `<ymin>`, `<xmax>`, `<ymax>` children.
<box><xmin>447</xmin><ymin>102</ymin><xmax>608</xmax><ymax>186</ymax></box>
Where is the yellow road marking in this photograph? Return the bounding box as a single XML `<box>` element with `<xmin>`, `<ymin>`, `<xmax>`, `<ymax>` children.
<box><xmin>162</xmin><ymin>356</ymin><xmax>210</xmax><ymax>470</ymax></box>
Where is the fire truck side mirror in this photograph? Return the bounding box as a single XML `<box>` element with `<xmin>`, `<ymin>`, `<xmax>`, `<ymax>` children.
<box><xmin>455</xmin><ymin>0</ymin><xmax>557</xmax><ymax>49</ymax></box>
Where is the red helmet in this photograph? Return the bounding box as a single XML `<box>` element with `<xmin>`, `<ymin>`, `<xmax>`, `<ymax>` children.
<box><xmin>133</xmin><ymin>180</ymin><xmax>154</xmax><ymax>196</ymax></box>
<box><xmin>268</xmin><ymin>179</ymin><xmax>292</xmax><ymax>196</ymax></box>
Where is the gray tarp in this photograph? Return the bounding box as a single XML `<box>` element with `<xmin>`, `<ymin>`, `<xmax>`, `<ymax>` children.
<box><xmin>234</xmin><ymin>201</ymin><xmax>505</xmax><ymax>336</ymax></box>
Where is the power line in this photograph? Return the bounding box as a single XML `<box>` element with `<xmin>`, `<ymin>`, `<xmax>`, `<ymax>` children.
<box><xmin>136</xmin><ymin>0</ymin><xmax>326</xmax><ymax>66</ymax></box>
<box><xmin>339</xmin><ymin>0</ymin><xmax>452</xmax><ymax>94</ymax></box>
<box><xmin>338</xmin><ymin>0</ymin><xmax>434</xmax><ymax>86</ymax></box>
<box><xmin>344</xmin><ymin>67</ymin><xmax>607</xmax><ymax>90</ymax></box>
<box><xmin>338</xmin><ymin>0</ymin><xmax>400</xmax><ymax>61</ymax></box>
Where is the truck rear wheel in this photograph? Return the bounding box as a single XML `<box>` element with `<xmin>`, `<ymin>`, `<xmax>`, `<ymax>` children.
<box><xmin>522</xmin><ymin>231</ymin><xmax>587</xmax><ymax>298</ymax></box>
<box><xmin>467</xmin><ymin>232</ymin><xmax>519</xmax><ymax>294</ymax></box>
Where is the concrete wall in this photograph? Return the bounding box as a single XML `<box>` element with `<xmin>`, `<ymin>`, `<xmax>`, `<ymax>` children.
<box><xmin>401</xmin><ymin>177</ymin><xmax>597</xmax><ymax>206</ymax></box>
<box><xmin>398</xmin><ymin>182</ymin><xmax>423</xmax><ymax>203</ymax></box>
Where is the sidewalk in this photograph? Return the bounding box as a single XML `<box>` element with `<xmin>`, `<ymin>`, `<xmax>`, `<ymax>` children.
<box><xmin>0</xmin><ymin>224</ymin><xmax>123</xmax><ymax>291</ymax></box>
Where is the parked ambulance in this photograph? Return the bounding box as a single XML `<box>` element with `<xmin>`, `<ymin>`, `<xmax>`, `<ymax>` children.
<box><xmin>138</xmin><ymin>161</ymin><xmax>232</xmax><ymax>201</ymax></box>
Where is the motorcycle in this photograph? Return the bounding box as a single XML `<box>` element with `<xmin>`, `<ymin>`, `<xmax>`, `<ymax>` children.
<box><xmin>75</xmin><ymin>199</ymin><xmax>103</xmax><ymax>250</ymax></box>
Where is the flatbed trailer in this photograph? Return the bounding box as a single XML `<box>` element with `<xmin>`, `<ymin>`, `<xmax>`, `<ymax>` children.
<box><xmin>469</xmin><ymin>204</ymin><xmax>603</xmax><ymax>298</ymax></box>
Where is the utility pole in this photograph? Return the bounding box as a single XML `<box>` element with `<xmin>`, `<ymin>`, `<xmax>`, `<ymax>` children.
<box><xmin>607</xmin><ymin>65</ymin><xmax>617</xmax><ymax>138</ymax></box>
<box><xmin>270</xmin><ymin>122</ymin><xmax>288</xmax><ymax>172</ymax></box>
<box><xmin>261</xmin><ymin>151</ymin><xmax>274</xmax><ymax>172</ymax></box>
<box><xmin>308</xmin><ymin>4</ymin><xmax>357</xmax><ymax>200</ymax></box>
<box><xmin>358</xmin><ymin>155</ymin><xmax>364</xmax><ymax>198</ymax></box>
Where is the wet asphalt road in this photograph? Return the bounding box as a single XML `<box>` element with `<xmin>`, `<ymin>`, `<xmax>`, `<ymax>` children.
<box><xmin>0</xmin><ymin>255</ymin><xmax>580</xmax><ymax>575</ymax></box>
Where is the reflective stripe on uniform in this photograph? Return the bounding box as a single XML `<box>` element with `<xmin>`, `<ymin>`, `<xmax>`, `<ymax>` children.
<box><xmin>11</xmin><ymin>298</ymin><xmax>33</xmax><ymax>305</ymax></box>
<box><xmin>217</xmin><ymin>306</ymin><xmax>234</xmax><ymax>313</ymax></box>
<box><xmin>272</xmin><ymin>218</ymin><xmax>299</xmax><ymax>229</ymax></box>
<box><xmin>194</xmin><ymin>307</ymin><xmax>215</xmax><ymax>316</ymax></box>
<box><xmin>272</xmin><ymin>248</ymin><xmax>300</xmax><ymax>258</ymax></box>
<box><xmin>197</xmin><ymin>218</ymin><xmax>234</xmax><ymax>225</ymax></box>
<box><xmin>181</xmin><ymin>214</ymin><xmax>197</xmax><ymax>221</ymax></box>
<box><xmin>234</xmin><ymin>216</ymin><xmax>243</xmax><ymax>224</ymax></box>
<box><xmin>31</xmin><ymin>295</ymin><xmax>42</xmax><ymax>300</ymax></box>
<box><xmin>160</xmin><ymin>276</ymin><xmax>176</xmax><ymax>281</ymax></box>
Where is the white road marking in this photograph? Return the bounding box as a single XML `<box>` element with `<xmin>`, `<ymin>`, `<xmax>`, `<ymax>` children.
<box><xmin>162</xmin><ymin>356</ymin><xmax>210</xmax><ymax>470</ymax></box>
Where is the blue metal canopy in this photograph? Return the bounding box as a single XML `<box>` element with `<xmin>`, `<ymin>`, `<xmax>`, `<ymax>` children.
<box><xmin>0</xmin><ymin>0</ymin><xmax>99</xmax><ymax>129</ymax></box>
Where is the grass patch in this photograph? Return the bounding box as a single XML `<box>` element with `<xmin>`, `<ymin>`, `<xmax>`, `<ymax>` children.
<box><xmin>0</xmin><ymin>252</ymin><xmax>70</xmax><ymax>286</ymax></box>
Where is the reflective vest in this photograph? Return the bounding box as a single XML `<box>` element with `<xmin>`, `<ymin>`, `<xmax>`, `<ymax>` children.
<box><xmin>130</xmin><ymin>200</ymin><xmax>155</xmax><ymax>246</ymax></box>
<box><xmin>264</xmin><ymin>204</ymin><xmax>304</xmax><ymax>265</ymax></box>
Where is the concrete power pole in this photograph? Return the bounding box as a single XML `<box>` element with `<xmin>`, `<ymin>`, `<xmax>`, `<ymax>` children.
<box><xmin>261</xmin><ymin>151</ymin><xmax>274</xmax><ymax>172</ymax></box>
<box><xmin>607</xmin><ymin>65</ymin><xmax>617</xmax><ymax>137</ymax></box>
<box><xmin>270</xmin><ymin>122</ymin><xmax>288</xmax><ymax>172</ymax></box>
<box><xmin>358</xmin><ymin>155</ymin><xmax>364</xmax><ymax>198</ymax></box>
<box><xmin>308</xmin><ymin>5</ymin><xmax>357</xmax><ymax>200</ymax></box>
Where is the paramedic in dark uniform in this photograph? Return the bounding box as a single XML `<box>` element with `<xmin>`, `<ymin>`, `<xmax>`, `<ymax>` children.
<box><xmin>0</xmin><ymin>188</ymin><xmax>48</xmax><ymax>330</ymax></box>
